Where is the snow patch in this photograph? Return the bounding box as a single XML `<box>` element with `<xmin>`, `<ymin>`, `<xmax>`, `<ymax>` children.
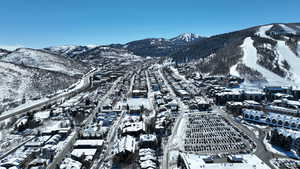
<box><xmin>256</xmin><ymin>25</ymin><xmax>274</xmax><ymax>39</ymax></box>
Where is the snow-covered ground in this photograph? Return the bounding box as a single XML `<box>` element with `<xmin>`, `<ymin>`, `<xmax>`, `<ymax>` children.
<box><xmin>279</xmin><ymin>24</ymin><xmax>297</xmax><ymax>34</ymax></box>
<box><xmin>276</xmin><ymin>40</ymin><xmax>300</xmax><ymax>84</ymax></box>
<box><xmin>0</xmin><ymin>62</ymin><xmax>32</xmax><ymax>105</ymax></box>
<box><xmin>256</xmin><ymin>25</ymin><xmax>274</xmax><ymax>38</ymax></box>
<box><xmin>230</xmin><ymin>37</ymin><xmax>293</xmax><ymax>86</ymax></box>
<box><xmin>231</xmin><ymin>24</ymin><xmax>300</xmax><ymax>86</ymax></box>
<box><xmin>2</xmin><ymin>48</ymin><xmax>87</xmax><ymax>76</ymax></box>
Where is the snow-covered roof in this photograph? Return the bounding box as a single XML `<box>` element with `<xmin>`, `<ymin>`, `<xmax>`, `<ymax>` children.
<box><xmin>139</xmin><ymin>148</ymin><xmax>155</xmax><ymax>156</ymax></box>
<box><xmin>122</xmin><ymin>121</ymin><xmax>145</xmax><ymax>133</ymax></box>
<box><xmin>60</xmin><ymin>157</ymin><xmax>82</xmax><ymax>169</ymax></box>
<box><xmin>140</xmin><ymin>154</ymin><xmax>157</xmax><ymax>162</ymax></box>
<box><xmin>244</xmin><ymin>90</ymin><xmax>265</xmax><ymax>95</ymax></box>
<box><xmin>140</xmin><ymin>159</ymin><xmax>157</xmax><ymax>169</ymax></box>
<box><xmin>243</xmin><ymin>100</ymin><xmax>260</xmax><ymax>105</ymax></box>
<box><xmin>273</xmin><ymin>99</ymin><xmax>300</xmax><ymax>107</ymax></box>
<box><xmin>275</xmin><ymin>128</ymin><xmax>300</xmax><ymax>139</ymax></box>
<box><xmin>242</xmin><ymin>109</ymin><xmax>265</xmax><ymax>116</ymax></box>
<box><xmin>268</xmin><ymin>113</ymin><xmax>300</xmax><ymax>123</ymax></box>
<box><xmin>74</xmin><ymin>139</ymin><xmax>104</xmax><ymax>147</ymax></box>
<box><xmin>180</xmin><ymin>153</ymin><xmax>271</xmax><ymax>169</ymax></box>
<box><xmin>71</xmin><ymin>148</ymin><xmax>97</xmax><ymax>158</ymax></box>
<box><xmin>140</xmin><ymin>134</ymin><xmax>157</xmax><ymax>143</ymax></box>
<box><xmin>112</xmin><ymin>135</ymin><xmax>136</xmax><ymax>155</ymax></box>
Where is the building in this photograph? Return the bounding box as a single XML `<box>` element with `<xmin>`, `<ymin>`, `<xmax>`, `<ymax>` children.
<box><xmin>132</xmin><ymin>89</ymin><xmax>148</xmax><ymax>98</ymax></box>
<box><xmin>178</xmin><ymin>153</ymin><xmax>271</xmax><ymax>169</ymax></box>
<box><xmin>270</xmin><ymin>128</ymin><xmax>300</xmax><ymax>154</ymax></box>
<box><xmin>242</xmin><ymin>109</ymin><xmax>300</xmax><ymax>130</ymax></box>
<box><xmin>139</xmin><ymin>134</ymin><xmax>158</xmax><ymax>148</ymax></box>
<box><xmin>112</xmin><ymin>135</ymin><xmax>136</xmax><ymax>162</ymax></box>
<box><xmin>263</xmin><ymin>86</ymin><xmax>291</xmax><ymax>101</ymax></box>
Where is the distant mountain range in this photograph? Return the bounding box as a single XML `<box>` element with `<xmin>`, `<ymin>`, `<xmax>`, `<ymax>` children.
<box><xmin>44</xmin><ymin>33</ymin><xmax>204</xmax><ymax>58</ymax></box>
<box><xmin>1</xmin><ymin>25</ymin><xmax>300</xmax><ymax>107</ymax></box>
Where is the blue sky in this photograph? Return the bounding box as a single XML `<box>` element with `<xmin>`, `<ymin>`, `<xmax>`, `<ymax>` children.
<box><xmin>0</xmin><ymin>0</ymin><xmax>299</xmax><ymax>49</ymax></box>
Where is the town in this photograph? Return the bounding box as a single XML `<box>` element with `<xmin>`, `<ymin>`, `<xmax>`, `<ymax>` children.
<box><xmin>1</xmin><ymin>59</ymin><xmax>300</xmax><ymax>169</ymax></box>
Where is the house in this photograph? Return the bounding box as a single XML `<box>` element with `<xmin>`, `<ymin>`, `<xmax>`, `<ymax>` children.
<box><xmin>167</xmin><ymin>101</ymin><xmax>178</xmax><ymax>111</ymax></box>
<box><xmin>73</xmin><ymin>139</ymin><xmax>104</xmax><ymax>150</ymax></box>
<box><xmin>176</xmin><ymin>90</ymin><xmax>190</xmax><ymax>100</ymax></box>
<box><xmin>242</xmin><ymin>109</ymin><xmax>300</xmax><ymax>130</ymax></box>
<box><xmin>112</xmin><ymin>135</ymin><xmax>136</xmax><ymax>162</ymax></box>
<box><xmin>263</xmin><ymin>86</ymin><xmax>291</xmax><ymax>101</ymax></box>
<box><xmin>272</xmin><ymin>99</ymin><xmax>300</xmax><ymax>110</ymax></box>
<box><xmin>243</xmin><ymin>90</ymin><xmax>265</xmax><ymax>102</ymax></box>
<box><xmin>215</xmin><ymin>90</ymin><xmax>243</xmax><ymax>105</ymax></box>
<box><xmin>132</xmin><ymin>90</ymin><xmax>148</xmax><ymax>98</ymax></box>
<box><xmin>226</xmin><ymin>102</ymin><xmax>243</xmax><ymax>115</ymax></box>
<box><xmin>71</xmin><ymin>148</ymin><xmax>97</xmax><ymax>165</ymax></box>
<box><xmin>122</xmin><ymin>121</ymin><xmax>146</xmax><ymax>137</ymax></box>
<box><xmin>195</xmin><ymin>97</ymin><xmax>211</xmax><ymax>111</ymax></box>
<box><xmin>139</xmin><ymin>134</ymin><xmax>158</xmax><ymax>148</ymax></box>
<box><xmin>60</xmin><ymin>158</ymin><xmax>82</xmax><ymax>169</ymax></box>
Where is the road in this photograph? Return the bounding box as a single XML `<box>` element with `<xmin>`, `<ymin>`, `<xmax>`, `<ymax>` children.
<box><xmin>0</xmin><ymin>136</ymin><xmax>36</xmax><ymax>160</ymax></box>
<box><xmin>221</xmin><ymin>107</ymin><xmax>283</xmax><ymax>169</ymax></box>
<box><xmin>93</xmin><ymin>73</ymin><xmax>135</xmax><ymax>169</ymax></box>
<box><xmin>0</xmin><ymin>68</ymin><xmax>97</xmax><ymax>122</ymax></box>
<box><xmin>158</xmin><ymin>67</ymin><xmax>190</xmax><ymax>169</ymax></box>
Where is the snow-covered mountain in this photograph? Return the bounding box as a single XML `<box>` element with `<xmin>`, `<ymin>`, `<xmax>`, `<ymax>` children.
<box><xmin>0</xmin><ymin>61</ymin><xmax>77</xmax><ymax>108</ymax></box>
<box><xmin>1</xmin><ymin>48</ymin><xmax>89</xmax><ymax>76</ymax></box>
<box><xmin>121</xmin><ymin>33</ymin><xmax>204</xmax><ymax>57</ymax></box>
<box><xmin>171</xmin><ymin>23</ymin><xmax>300</xmax><ymax>86</ymax></box>
<box><xmin>44</xmin><ymin>45</ymin><xmax>97</xmax><ymax>58</ymax></box>
<box><xmin>71</xmin><ymin>46</ymin><xmax>143</xmax><ymax>64</ymax></box>
<box><xmin>43</xmin><ymin>33</ymin><xmax>204</xmax><ymax>59</ymax></box>
<box><xmin>0</xmin><ymin>48</ymin><xmax>10</xmax><ymax>57</ymax></box>
<box><xmin>230</xmin><ymin>24</ymin><xmax>300</xmax><ymax>85</ymax></box>
<box><xmin>170</xmin><ymin>33</ymin><xmax>202</xmax><ymax>44</ymax></box>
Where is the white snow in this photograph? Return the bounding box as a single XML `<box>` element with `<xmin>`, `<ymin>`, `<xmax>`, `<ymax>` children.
<box><xmin>2</xmin><ymin>48</ymin><xmax>84</xmax><ymax>75</ymax></box>
<box><xmin>276</xmin><ymin>41</ymin><xmax>300</xmax><ymax>84</ymax></box>
<box><xmin>0</xmin><ymin>62</ymin><xmax>32</xmax><ymax>104</ymax></box>
<box><xmin>180</xmin><ymin>153</ymin><xmax>271</xmax><ymax>169</ymax></box>
<box><xmin>279</xmin><ymin>24</ymin><xmax>297</xmax><ymax>34</ymax></box>
<box><xmin>171</xmin><ymin>33</ymin><xmax>201</xmax><ymax>42</ymax></box>
<box><xmin>230</xmin><ymin>37</ymin><xmax>290</xmax><ymax>86</ymax></box>
<box><xmin>170</xmin><ymin>66</ymin><xmax>187</xmax><ymax>81</ymax></box>
<box><xmin>126</xmin><ymin>98</ymin><xmax>151</xmax><ymax>110</ymax></box>
<box><xmin>34</xmin><ymin>110</ymin><xmax>50</xmax><ymax>120</ymax></box>
<box><xmin>256</xmin><ymin>25</ymin><xmax>274</xmax><ymax>38</ymax></box>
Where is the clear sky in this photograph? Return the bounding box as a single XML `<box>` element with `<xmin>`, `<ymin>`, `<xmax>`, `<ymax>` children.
<box><xmin>0</xmin><ymin>0</ymin><xmax>299</xmax><ymax>49</ymax></box>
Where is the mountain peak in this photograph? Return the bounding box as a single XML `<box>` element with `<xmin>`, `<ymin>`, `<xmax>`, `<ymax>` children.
<box><xmin>170</xmin><ymin>33</ymin><xmax>203</xmax><ymax>43</ymax></box>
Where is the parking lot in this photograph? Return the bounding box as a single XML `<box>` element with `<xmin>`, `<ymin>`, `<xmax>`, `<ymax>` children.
<box><xmin>184</xmin><ymin>112</ymin><xmax>255</xmax><ymax>155</ymax></box>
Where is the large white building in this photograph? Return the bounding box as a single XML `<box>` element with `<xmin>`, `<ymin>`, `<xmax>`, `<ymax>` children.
<box><xmin>242</xmin><ymin>109</ymin><xmax>300</xmax><ymax>130</ymax></box>
<box><xmin>178</xmin><ymin>153</ymin><xmax>271</xmax><ymax>169</ymax></box>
